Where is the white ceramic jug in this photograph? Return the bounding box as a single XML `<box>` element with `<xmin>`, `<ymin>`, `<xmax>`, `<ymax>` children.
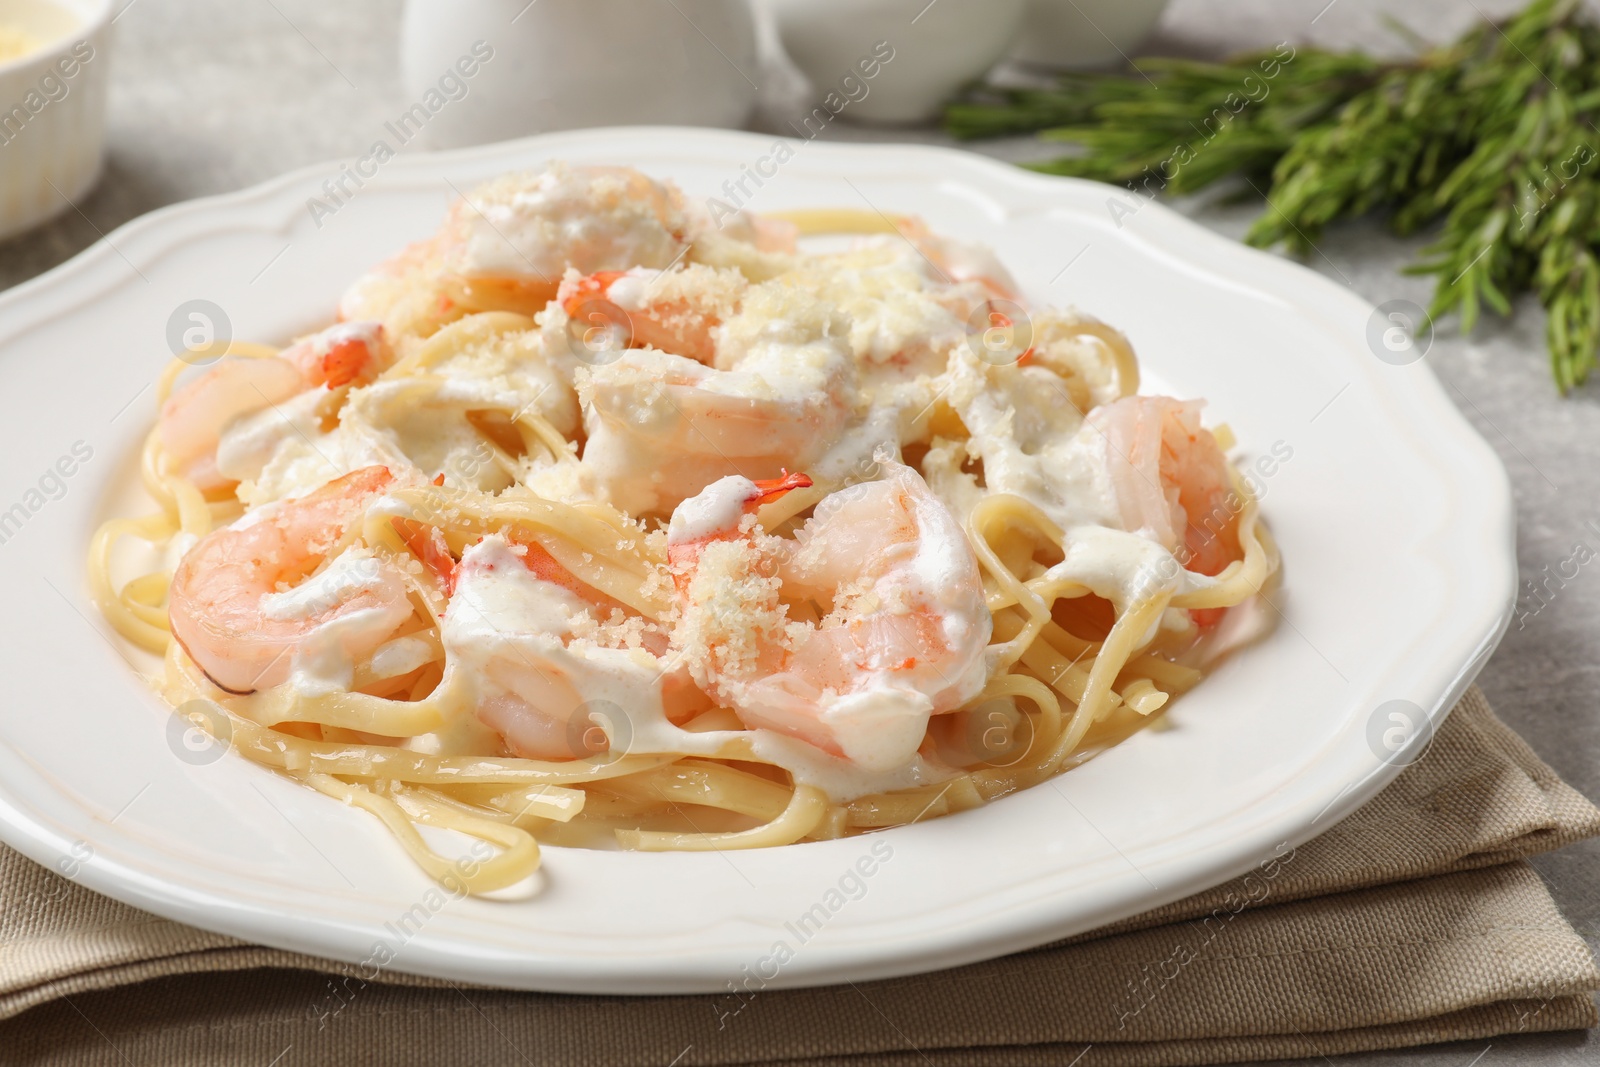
<box><xmin>399</xmin><ymin>0</ymin><xmax>759</xmax><ymax>148</ymax></box>
<box><xmin>1008</xmin><ymin>0</ymin><xmax>1170</xmax><ymax>69</ymax></box>
<box><xmin>766</xmin><ymin>0</ymin><xmax>1024</xmax><ymax>124</ymax></box>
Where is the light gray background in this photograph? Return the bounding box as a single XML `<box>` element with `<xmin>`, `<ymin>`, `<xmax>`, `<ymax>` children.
<box><xmin>3</xmin><ymin>0</ymin><xmax>1594</xmax><ymax>1064</ymax></box>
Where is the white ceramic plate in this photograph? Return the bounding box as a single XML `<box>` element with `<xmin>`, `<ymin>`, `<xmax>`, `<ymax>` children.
<box><xmin>0</xmin><ymin>128</ymin><xmax>1514</xmax><ymax>994</ymax></box>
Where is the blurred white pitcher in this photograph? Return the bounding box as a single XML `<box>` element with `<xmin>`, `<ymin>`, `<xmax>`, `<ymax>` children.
<box><xmin>399</xmin><ymin>0</ymin><xmax>759</xmax><ymax>148</ymax></box>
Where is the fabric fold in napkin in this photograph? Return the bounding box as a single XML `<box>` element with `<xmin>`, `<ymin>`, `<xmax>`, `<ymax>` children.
<box><xmin>1</xmin><ymin>686</ymin><xmax>1597</xmax><ymax>1066</ymax></box>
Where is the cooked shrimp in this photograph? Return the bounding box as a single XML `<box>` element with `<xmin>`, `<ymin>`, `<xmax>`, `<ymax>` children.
<box><xmin>578</xmin><ymin>346</ymin><xmax>855</xmax><ymax>517</ymax></box>
<box><xmin>575</xmin><ymin>280</ymin><xmax>857</xmax><ymax>516</ymax></box>
<box><xmin>894</xmin><ymin>216</ymin><xmax>1021</xmax><ymax>303</ymax></box>
<box><xmin>442</xmin><ymin>533</ymin><xmax>706</xmax><ymax>761</ymax></box>
<box><xmin>720</xmin><ymin>211</ymin><xmax>799</xmax><ymax>255</ymax></box>
<box><xmin>674</xmin><ymin>203</ymin><xmax>797</xmax><ymax>284</ymax></box>
<box><xmin>557</xmin><ymin>264</ymin><xmax>746</xmax><ymax>366</ymax></box>
<box><xmin>668</xmin><ymin>460</ymin><xmax>992</xmax><ymax>771</ymax></box>
<box><xmin>1088</xmin><ymin>395</ymin><xmax>1240</xmax><ymax>578</ymax></box>
<box><xmin>340</xmin><ymin>164</ymin><xmax>694</xmax><ymax>333</ymax></box>
<box><xmin>168</xmin><ymin>466</ymin><xmax>413</xmax><ymax>694</ymax></box>
<box><xmin>159</xmin><ymin>322</ymin><xmax>388</xmax><ymax>490</ymax></box>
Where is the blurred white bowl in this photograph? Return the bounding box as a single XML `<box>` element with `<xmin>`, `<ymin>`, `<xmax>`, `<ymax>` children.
<box><xmin>767</xmin><ymin>0</ymin><xmax>1025</xmax><ymax>125</ymax></box>
<box><xmin>0</xmin><ymin>0</ymin><xmax>111</xmax><ymax>241</ymax></box>
<box><xmin>399</xmin><ymin>0</ymin><xmax>759</xmax><ymax>149</ymax></box>
<box><xmin>1009</xmin><ymin>0</ymin><xmax>1170</xmax><ymax>69</ymax></box>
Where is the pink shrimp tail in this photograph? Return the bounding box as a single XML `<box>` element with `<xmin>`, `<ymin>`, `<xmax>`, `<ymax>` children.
<box><xmin>748</xmin><ymin>470</ymin><xmax>813</xmax><ymax>506</ymax></box>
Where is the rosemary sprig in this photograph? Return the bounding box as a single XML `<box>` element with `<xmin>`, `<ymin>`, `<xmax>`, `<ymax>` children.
<box><xmin>948</xmin><ymin>50</ymin><xmax>1384</xmax><ymax>194</ymax></box>
<box><xmin>946</xmin><ymin>0</ymin><xmax>1600</xmax><ymax>392</ymax></box>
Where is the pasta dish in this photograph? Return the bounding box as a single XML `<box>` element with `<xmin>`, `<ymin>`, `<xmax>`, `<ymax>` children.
<box><xmin>90</xmin><ymin>164</ymin><xmax>1278</xmax><ymax>893</ymax></box>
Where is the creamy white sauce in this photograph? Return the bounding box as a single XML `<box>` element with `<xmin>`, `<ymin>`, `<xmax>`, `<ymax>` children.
<box><xmin>1049</xmin><ymin>527</ymin><xmax>1180</xmax><ymax>607</ymax></box>
<box><xmin>601</xmin><ymin>268</ymin><xmax>656</xmax><ymax>312</ymax></box>
<box><xmin>215</xmin><ymin>389</ymin><xmax>331</xmax><ymax>486</ymax></box>
<box><xmin>813</xmin><ymin>688</ymin><xmax>934</xmax><ymax>773</ymax></box>
<box><xmin>1045</xmin><ymin>526</ymin><xmax>1220</xmax><ymax>644</ymax></box>
<box><xmin>809</xmin><ymin>403</ymin><xmax>904</xmax><ymax>487</ymax></box>
<box><xmin>260</xmin><ymin>549</ymin><xmax>393</xmax><ymax>622</ymax></box>
<box><xmin>263</xmin><ymin>549</ymin><xmax>412</xmax><ymax>697</ymax></box>
<box><xmin>368</xmin><ymin>634</ymin><xmax>437</xmax><ymax>680</ymax></box>
<box><xmin>667</xmin><ymin>475</ymin><xmax>755</xmax><ymax>544</ymax></box>
<box><xmin>280</xmin><ymin>605</ymin><xmax>403</xmax><ymax>696</ymax></box>
<box><xmin>216</xmin><ymin>388</ymin><xmax>402</xmax><ymax>508</ymax></box>
<box><xmin>749</xmin><ymin>729</ymin><xmax>956</xmax><ymax>803</ymax></box>
<box><xmin>943</xmin><ymin>353</ymin><xmax>1123</xmax><ymax>534</ymax></box>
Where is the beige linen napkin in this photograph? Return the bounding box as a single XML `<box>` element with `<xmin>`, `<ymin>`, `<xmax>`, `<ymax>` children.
<box><xmin>1</xmin><ymin>686</ymin><xmax>1597</xmax><ymax>1066</ymax></box>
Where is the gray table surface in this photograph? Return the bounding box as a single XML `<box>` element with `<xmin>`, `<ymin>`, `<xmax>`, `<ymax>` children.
<box><xmin>3</xmin><ymin>0</ymin><xmax>1595</xmax><ymax>1064</ymax></box>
